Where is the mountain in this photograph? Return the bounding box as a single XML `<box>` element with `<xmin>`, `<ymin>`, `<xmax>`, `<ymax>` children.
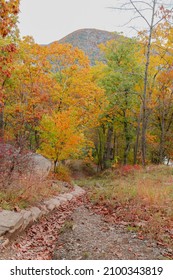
<box><xmin>57</xmin><ymin>28</ymin><xmax>119</xmax><ymax>64</ymax></box>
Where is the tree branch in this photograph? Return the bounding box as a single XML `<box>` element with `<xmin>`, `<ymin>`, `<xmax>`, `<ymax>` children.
<box><xmin>129</xmin><ymin>0</ymin><xmax>151</xmax><ymax>26</ymax></box>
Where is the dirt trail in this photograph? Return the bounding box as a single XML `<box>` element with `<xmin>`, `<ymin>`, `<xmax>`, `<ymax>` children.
<box><xmin>53</xmin><ymin>205</ymin><xmax>167</xmax><ymax>260</ymax></box>
<box><xmin>0</xmin><ymin>198</ymin><xmax>168</xmax><ymax>260</ymax></box>
<box><xmin>0</xmin><ymin>187</ymin><xmax>171</xmax><ymax>260</ymax></box>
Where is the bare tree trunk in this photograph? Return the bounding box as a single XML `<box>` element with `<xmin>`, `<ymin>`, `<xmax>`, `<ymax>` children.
<box><xmin>141</xmin><ymin>0</ymin><xmax>156</xmax><ymax>166</ymax></box>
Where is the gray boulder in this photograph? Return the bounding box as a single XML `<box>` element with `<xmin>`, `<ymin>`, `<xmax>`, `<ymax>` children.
<box><xmin>27</xmin><ymin>153</ymin><xmax>52</xmax><ymax>178</ymax></box>
<box><xmin>0</xmin><ymin>144</ymin><xmax>51</xmax><ymax>179</ymax></box>
<box><xmin>0</xmin><ymin>210</ymin><xmax>23</xmax><ymax>236</ymax></box>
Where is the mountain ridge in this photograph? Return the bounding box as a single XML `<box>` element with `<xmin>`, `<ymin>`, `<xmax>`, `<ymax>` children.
<box><xmin>52</xmin><ymin>28</ymin><xmax>120</xmax><ymax>64</ymax></box>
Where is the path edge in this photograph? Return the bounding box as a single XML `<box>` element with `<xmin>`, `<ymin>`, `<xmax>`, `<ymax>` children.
<box><xmin>0</xmin><ymin>185</ymin><xmax>85</xmax><ymax>246</ymax></box>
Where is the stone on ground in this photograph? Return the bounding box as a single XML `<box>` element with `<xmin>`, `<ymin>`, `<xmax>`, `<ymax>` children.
<box><xmin>0</xmin><ymin>211</ymin><xmax>23</xmax><ymax>236</ymax></box>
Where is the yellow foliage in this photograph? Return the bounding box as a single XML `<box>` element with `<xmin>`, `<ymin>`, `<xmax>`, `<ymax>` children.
<box><xmin>37</xmin><ymin>110</ymin><xmax>85</xmax><ymax>162</ymax></box>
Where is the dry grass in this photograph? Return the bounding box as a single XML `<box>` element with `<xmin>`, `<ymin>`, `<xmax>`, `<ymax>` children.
<box><xmin>0</xmin><ymin>172</ymin><xmax>72</xmax><ymax>210</ymax></box>
<box><xmin>76</xmin><ymin>165</ymin><xmax>173</xmax><ymax>248</ymax></box>
<box><xmin>0</xmin><ymin>145</ymin><xmax>72</xmax><ymax>210</ymax></box>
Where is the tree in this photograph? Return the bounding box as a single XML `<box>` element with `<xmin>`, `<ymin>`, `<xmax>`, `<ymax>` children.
<box><xmin>43</xmin><ymin>42</ymin><xmax>107</xmax><ymax>164</ymax></box>
<box><xmin>0</xmin><ymin>0</ymin><xmax>20</xmax><ymax>38</ymax></box>
<box><xmin>4</xmin><ymin>37</ymin><xmax>107</xmax><ymax>162</ymax></box>
<box><xmin>111</xmin><ymin>1</ymin><xmax>173</xmax><ymax>165</ymax></box>
<box><xmin>45</xmin><ymin>42</ymin><xmax>106</xmax><ymax>128</ymax></box>
<box><xmin>37</xmin><ymin>110</ymin><xmax>85</xmax><ymax>171</ymax></box>
<box><xmin>137</xmin><ymin>19</ymin><xmax>173</xmax><ymax>163</ymax></box>
<box><xmin>0</xmin><ymin>0</ymin><xmax>20</xmax><ymax>138</ymax></box>
<box><xmin>4</xmin><ymin>37</ymin><xmax>60</xmax><ymax>148</ymax></box>
<box><xmin>93</xmin><ymin>37</ymin><xmax>142</xmax><ymax>167</ymax></box>
<box><xmin>150</xmin><ymin>67</ymin><xmax>173</xmax><ymax>163</ymax></box>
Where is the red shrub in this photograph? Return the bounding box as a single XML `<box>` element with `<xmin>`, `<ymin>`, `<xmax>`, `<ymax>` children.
<box><xmin>120</xmin><ymin>164</ymin><xmax>141</xmax><ymax>175</ymax></box>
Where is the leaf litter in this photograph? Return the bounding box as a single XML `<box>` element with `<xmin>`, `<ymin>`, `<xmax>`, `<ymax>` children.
<box><xmin>0</xmin><ymin>196</ymin><xmax>84</xmax><ymax>260</ymax></box>
<box><xmin>0</xmin><ymin>195</ymin><xmax>172</xmax><ymax>260</ymax></box>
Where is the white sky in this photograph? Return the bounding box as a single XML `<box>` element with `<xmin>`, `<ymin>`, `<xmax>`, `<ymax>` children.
<box><xmin>18</xmin><ymin>0</ymin><xmax>173</xmax><ymax>44</ymax></box>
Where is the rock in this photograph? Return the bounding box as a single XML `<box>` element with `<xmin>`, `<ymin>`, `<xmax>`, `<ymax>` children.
<box><xmin>20</xmin><ymin>210</ymin><xmax>33</xmax><ymax>229</ymax></box>
<box><xmin>53</xmin><ymin>180</ymin><xmax>71</xmax><ymax>189</ymax></box>
<box><xmin>47</xmin><ymin>204</ymin><xmax>55</xmax><ymax>211</ymax></box>
<box><xmin>0</xmin><ymin>226</ymin><xmax>8</xmax><ymax>236</ymax></box>
<box><xmin>0</xmin><ymin>237</ymin><xmax>9</xmax><ymax>247</ymax></box>
<box><xmin>57</xmin><ymin>195</ymin><xmax>68</xmax><ymax>203</ymax></box>
<box><xmin>0</xmin><ymin>210</ymin><xmax>23</xmax><ymax>236</ymax></box>
<box><xmin>72</xmin><ymin>185</ymin><xmax>86</xmax><ymax>196</ymax></box>
<box><xmin>26</xmin><ymin>153</ymin><xmax>52</xmax><ymax>178</ymax></box>
<box><xmin>2</xmin><ymin>238</ymin><xmax>9</xmax><ymax>247</ymax></box>
<box><xmin>39</xmin><ymin>205</ymin><xmax>49</xmax><ymax>215</ymax></box>
<box><xmin>64</xmin><ymin>193</ymin><xmax>73</xmax><ymax>201</ymax></box>
<box><xmin>0</xmin><ymin>185</ymin><xmax>85</xmax><ymax>240</ymax></box>
<box><xmin>0</xmin><ymin>144</ymin><xmax>52</xmax><ymax>179</ymax></box>
<box><xmin>44</xmin><ymin>201</ymin><xmax>55</xmax><ymax>211</ymax></box>
<box><xmin>55</xmin><ymin>200</ymin><xmax>61</xmax><ymax>208</ymax></box>
<box><xmin>30</xmin><ymin>207</ymin><xmax>42</xmax><ymax>221</ymax></box>
<box><xmin>44</xmin><ymin>198</ymin><xmax>61</xmax><ymax>210</ymax></box>
<box><xmin>49</xmin><ymin>198</ymin><xmax>61</xmax><ymax>206</ymax></box>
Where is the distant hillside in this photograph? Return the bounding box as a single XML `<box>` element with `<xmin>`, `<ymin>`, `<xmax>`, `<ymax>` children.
<box><xmin>57</xmin><ymin>28</ymin><xmax>119</xmax><ymax>64</ymax></box>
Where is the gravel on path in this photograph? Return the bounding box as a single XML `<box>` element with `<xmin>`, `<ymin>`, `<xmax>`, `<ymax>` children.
<box><xmin>53</xmin><ymin>205</ymin><xmax>167</xmax><ymax>260</ymax></box>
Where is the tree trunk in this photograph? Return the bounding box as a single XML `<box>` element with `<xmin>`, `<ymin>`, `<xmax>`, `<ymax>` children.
<box><xmin>103</xmin><ymin>125</ymin><xmax>113</xmax><ymax>168</ymax></box>
<box><xmin>134</xmin><ymin>106</ymin><xmax>142</xmax><ymax>164</ymax></box>
<box><xmin>158</xmin><ymin>104</ymin><xmax>165</xmax><ymax>163</ymax></box>
<box><xmin>54</xmin><ymin>159</ymin><xmax>58</xmax><ymax>173</ymax></box>
<box><xmin>34</xmin><ymin>130</ymin><xmax>40</xmax><ymax>150</ymax></box>
<box><xmin>123</xmin><ymin>117</ymin><xmax>131</xmax><ymax>165</ymax></box>
<box><xmin>141</xmin><ymin>0</ymin><xmax>156</xmax><ymax>166</ymax></box>
<box><xmin>97</xmin><ymin>126</ymin><xmax>106</xmax><ymax>171</ymax></box>
<box><xmin>123</xmin><ymin>91</ymin><xmax>131</xmax><ymax>165</ymax></box>
<box><xmin>112</xmin><ymin>129</ymin><xmax>116</xmax><ymax>161</ymax></box>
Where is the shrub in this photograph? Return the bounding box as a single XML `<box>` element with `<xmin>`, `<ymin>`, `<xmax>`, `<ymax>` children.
<box><xmin>54</xmin><ymin>164</ymin><xmax>72</xmax><ymax>183</ymax></box>
<box><xmin>0</xmin><ymin>142</ymin><xmax>30</xmax><ymax>189</ymax></box>
<box><xmin>119</xmin><ymin>164</ymin><xmax>142</xmax><ymax>175</ymax></box>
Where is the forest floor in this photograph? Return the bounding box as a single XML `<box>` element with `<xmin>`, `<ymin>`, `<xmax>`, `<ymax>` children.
<box><xmin>0</xmin><ymin>163</ymin><xmax>173</xmax><ymax>260</ymax></box>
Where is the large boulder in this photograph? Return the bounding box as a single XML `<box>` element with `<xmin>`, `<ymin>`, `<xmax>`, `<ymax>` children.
<box><xmin>27</xmin><ymin>153</ymin><xmax>52</xmax><ymax>178</ymax></box>
<box><xmin>0</xmin><ymin>144</ymin><xmax>51</xmax><ymax>179</ymax></box>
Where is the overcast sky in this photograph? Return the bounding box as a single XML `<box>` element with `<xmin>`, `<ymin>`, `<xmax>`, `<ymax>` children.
<box><xmin>18</xmin><ymin>0</ymin><xmax>173</xmax><ymax>44</ymax></box>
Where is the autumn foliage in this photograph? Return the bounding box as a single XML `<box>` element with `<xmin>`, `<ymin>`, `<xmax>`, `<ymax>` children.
<box><xmin>1</xmin><ymin>2</ymin><xmax>173</xmax><ymax>169</ymax></box>
<box><xmin>0</xmin><ymin>2</ymin><xmax>173</xmax><ymax>258</ymax></box>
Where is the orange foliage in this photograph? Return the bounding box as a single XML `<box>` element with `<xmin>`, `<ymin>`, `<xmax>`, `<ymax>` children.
<box><xmin>0</xmin><ymin>0</ymin><xmax>20</xmax><ymax>38</ymax></box>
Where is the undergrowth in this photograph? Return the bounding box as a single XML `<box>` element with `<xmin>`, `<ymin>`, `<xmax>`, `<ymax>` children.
<box><xmin>54</xmin><ymin>164</ymin><xmax>72</xmax><ymax>183</ymax></box>
<box><xmin>76</xmin><ymin>165</ymin><xmax>173</xmax><ymax>249</ymax></box>
<box><xmin>0</xmin><ymin>167</ymin><xmax>72</xmax><ymax>210</ymax></box>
